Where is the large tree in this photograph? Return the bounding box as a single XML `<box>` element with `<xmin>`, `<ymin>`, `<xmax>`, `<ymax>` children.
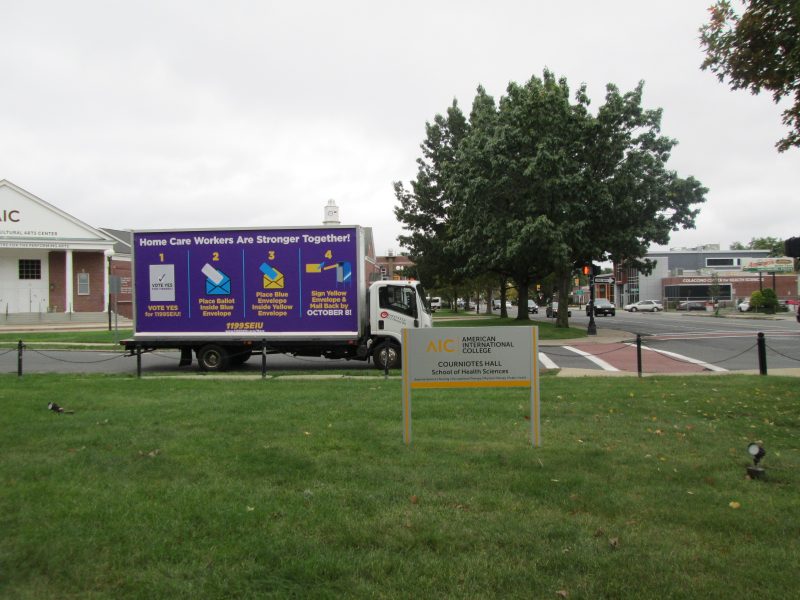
<box><xmin>700</xmin><ymin>0</ymin><xmax>800</xmax><ymax>152</ymax></box>
<box><xmin>449</xmin><ymin>71</ymin><xmax>706</xmax><ymax>327</ymax></box>
<box><xmin>394</xmin><ymin>102</ymin><xmax>469</xmax><ymax>291</ymax></box>
<box><xmin>396</xmin><ymin>71</ymin><xmax>706</xmax><ymax>328</ymax></box>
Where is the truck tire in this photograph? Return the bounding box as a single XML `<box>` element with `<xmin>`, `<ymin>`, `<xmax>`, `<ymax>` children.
<box><xmin>197</xmin><ymin>344</ymin><xmax>229</xmax><ymax>372</ymax></box>
<box><xmin>373</xmin><ymin>342</ymin><xmax>401</xmax><ymax>370</ymax></box>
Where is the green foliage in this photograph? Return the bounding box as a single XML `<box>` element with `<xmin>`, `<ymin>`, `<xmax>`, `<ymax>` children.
<box><xmin>749</xmin><ymin>289</ymin><xmax>765</xmax><ymax>310</ymax></box>
<box><xmin>761</xmin><ymin>287</ymin><xmax>779</xmax><ymax>312</ymax></box>
<box><xmin>2</xmin><ymin>374</ymin><xmax>799</xmax><ymax>598</ymax></box>
<box><xmin>700</xmin><ymin>0</ymin><xmax>800</xmax><ymax>152</ymax></box>
<box><xmin>397</xmin><ymin>71</ymin><xmax>706</xmax><ymax>328</ymax></box>
<box><xmin>448</xmin><ymin>71</ymin><xmax>706</xmax><ymax>327</ymax></box>
<box><xmin>394</xmin><ymin>101</ymin><xmax>469</xmax><ymax>291</ymax></box>
<box><xmin>729</xmin><ymin>236</ymin><xmax>786</xmax><ymax>256</ymax></box>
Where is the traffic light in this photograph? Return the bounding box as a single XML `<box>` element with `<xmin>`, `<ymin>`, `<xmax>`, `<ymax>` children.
<box><xmin>785</xmin><ymin>237</ymin><xmax>800</xmax><ymax>258</ymax></box>
<box><xmin>582</xmin><ymin>264</ymin><xmax>602</xmax><ymax>277</ymax></box>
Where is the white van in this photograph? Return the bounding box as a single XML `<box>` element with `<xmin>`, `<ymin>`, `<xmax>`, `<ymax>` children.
<box><xmin>430</xmin><ymin>297</ymin><xmax>442</xmax><ymax>311</ymax></box>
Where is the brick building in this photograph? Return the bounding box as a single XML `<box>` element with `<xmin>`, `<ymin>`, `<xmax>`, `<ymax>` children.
<box><xmin>0</xmin><ymin>180</ymin><xmax>117</xmax><ymax>316</ymax></box>
<box><xmin>614</xmin><ymin>244</ymin><xmax>798</xmax><ymax>307</ymax></box>
<box><xmin>375</xmin><ymin>250</ymin><xmax>414</xmax><ymax>280</ymax></box>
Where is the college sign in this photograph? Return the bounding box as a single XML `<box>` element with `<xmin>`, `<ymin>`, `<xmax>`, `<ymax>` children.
<box><xmin>401</xmin><ymin>326</ymin><xmax>540</xmax><ymax>447</ymax></box>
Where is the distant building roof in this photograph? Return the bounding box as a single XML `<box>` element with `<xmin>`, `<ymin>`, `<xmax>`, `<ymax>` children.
<box><xmin>99</xmin><ymin>228</ymin><xmax>132</xmax><ymax>256</ymax></box>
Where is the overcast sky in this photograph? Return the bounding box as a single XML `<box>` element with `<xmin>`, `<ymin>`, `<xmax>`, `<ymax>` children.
<box><xmin>2</xmin><ymin>1</ymin><xmax>798</xmax><ymax>255</ymax></box>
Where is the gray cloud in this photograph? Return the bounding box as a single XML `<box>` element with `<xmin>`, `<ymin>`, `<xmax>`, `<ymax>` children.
<box><xmin>2</xmin><ymin>1</ymin><xmax>797</xmax><ymax>255</ymax></box>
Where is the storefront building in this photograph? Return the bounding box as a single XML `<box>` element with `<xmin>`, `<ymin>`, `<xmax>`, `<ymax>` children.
<box><xmin>0</xmin><ymin>180</ymin><xmax>116</xmax><ymax>316</ymax></box>
<box><xmin>614</xmin><ymin>244</ymin><xmax>798</xmax><ymax>307</ymax></box>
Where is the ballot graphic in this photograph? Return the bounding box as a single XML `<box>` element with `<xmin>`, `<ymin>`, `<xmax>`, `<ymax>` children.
<box><xmin>202</xmin><ymin>263</ymin><xmax>231</xmax><ymax>295</ymax></box>
<box><xmin>260</xmin><ymin>263</ymin><xmax>285</xmax><ymax>289</ymax></box>
<box><xmin>305</xmin><ymin>261</ymin><xmax>351</xmax><ymax>286</ymax></box>
<box><xmin>149</xmin><ymin>264</ymin><xmax>176</xmax><ymax>301</ymax></box>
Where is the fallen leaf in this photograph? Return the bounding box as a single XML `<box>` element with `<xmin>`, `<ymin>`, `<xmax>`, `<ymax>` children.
<box><xmin>609</xmin><ymin>537</ymin><xmax>620</xmax><ymax>549</ymax></box>
<box><xmin>246</xmin><ymin>506</ymin><xmax>255</xmax><ymax>512</ymax></box>
<box><xmin>593</xmin><ymin>528</ymin><xmax>605</xmax><ymax>538</ymax></box>
<box><xmin>410</xmin><ymin>495</ymin><xmax>419</xmax><ymax>504</ymax></box>
<box><xmin>556</xmin><ymin>591</ymin><xmax>568</xmax><ymax>598</ymax></box>
<box><xmin>729</xmin><ymin>501</ymin><xmax>741</xmax><ymax>509</ymax></box>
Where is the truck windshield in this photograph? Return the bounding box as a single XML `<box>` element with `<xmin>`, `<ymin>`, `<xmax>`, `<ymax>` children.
<box><xmin>416</xmin><ymin>283</ymin><xmax>432</xmax><ymax>315</ymax></box>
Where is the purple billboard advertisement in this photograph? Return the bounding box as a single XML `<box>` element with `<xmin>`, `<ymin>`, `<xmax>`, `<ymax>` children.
<box><xmin>133</xmin><ymin>227</ymin><xmax>360</xmax><ymax>334</ymax></box>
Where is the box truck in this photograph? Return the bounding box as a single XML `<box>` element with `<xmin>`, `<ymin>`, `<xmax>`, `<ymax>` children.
<box><xmin>121</xmin><ymin>225</ymin><xmax>432</xmax><ymax>370</ymax></box>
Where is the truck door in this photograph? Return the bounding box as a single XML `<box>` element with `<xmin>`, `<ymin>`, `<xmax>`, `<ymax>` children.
<box><xmin>377</xmin><ymin>284</ymin><xmax>418</xmax><ymax>335</ymax></box>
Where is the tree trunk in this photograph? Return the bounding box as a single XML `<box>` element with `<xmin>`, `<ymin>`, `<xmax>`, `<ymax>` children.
<box><xmin>556</xmin><ymin>270</ymin><xmax>571</xmax><ymax>328</ymax></box>
<box><xmin>515</xmin><ymin>276</ymin><xmax>530</xmax><ymax>321</ymax></box>
<box><xmin>499</xmin><ymin>277</ymin><xmax>508</xmax><ymax>318</ymax></box>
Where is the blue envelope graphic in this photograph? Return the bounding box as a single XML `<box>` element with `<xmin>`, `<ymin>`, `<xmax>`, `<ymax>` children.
<box><xmin>202</xmin><ymin>263</ymin><xmax>231</xmax><ymax>295</ymax></box>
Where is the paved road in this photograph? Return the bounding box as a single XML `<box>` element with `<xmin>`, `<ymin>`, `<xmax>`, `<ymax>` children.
<box><xmin>4</xmin><ymin>347</ymin><xmax>375</xmax><ymax>376</ymax></box>
<box><xmin>469</xmin><ymin>306</ymin><xmax>800</xmax><ymax>375</ymax></box>
<box><xmin>3</xmin><ymin>310</ymin><xmax>798</xmax><ymax>376</ymax></box>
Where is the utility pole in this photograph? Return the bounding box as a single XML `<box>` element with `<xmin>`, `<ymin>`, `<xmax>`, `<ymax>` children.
<box><xmin>585</xmin><ymin>264</ymin><xmax>597</xmax><ymax>336</ymax></box>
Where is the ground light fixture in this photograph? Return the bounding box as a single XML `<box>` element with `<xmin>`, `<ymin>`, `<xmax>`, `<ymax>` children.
<box><xmin>747</xmin><ymin>442</ymin><xmax>766</xmax><ymax>479</ymax></box>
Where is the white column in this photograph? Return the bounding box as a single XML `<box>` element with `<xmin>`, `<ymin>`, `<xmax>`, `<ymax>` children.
<box><xmin>65</xmin><ymin>250</ymin><xmax>73</xmax><ymax>313</ymax></box>
<box><xmin>103</xmin><ymin>251</ymin><xmax>112</xmax><ymax>312</ymax></box>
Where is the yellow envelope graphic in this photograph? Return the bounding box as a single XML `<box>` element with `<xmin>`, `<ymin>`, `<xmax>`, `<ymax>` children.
<box><xmin>264</xmin><ymin>273</ymin><xmax>284</xmax><ymax>289</ymax></box>
<box><xmin>306</xmin><ymin>263</ymin><xmax>324</xmax><ymax>273</ymax></box>
<box><xmin>260</xmin><ymin>263</ymin><xmax>284</xmax><ymax>289</ymax></box>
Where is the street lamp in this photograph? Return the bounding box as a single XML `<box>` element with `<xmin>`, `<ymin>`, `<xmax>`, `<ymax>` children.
<box><xmin>584</xmin><ymin>264</ymin><xmax>597</xmax><ymax>335</ymax></box>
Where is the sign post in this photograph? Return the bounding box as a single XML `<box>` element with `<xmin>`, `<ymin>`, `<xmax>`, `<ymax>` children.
<box><xmin>402</xmin><ymin>326</ymin><xmax>540</xmax><ymax>447</ymax></box>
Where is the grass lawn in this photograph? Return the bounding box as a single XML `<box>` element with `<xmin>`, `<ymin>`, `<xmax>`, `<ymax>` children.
<box><xmin>434</xmin><ymin>313</ymin><xmax>586</xmax><ymax>340</ymax></box>
<box><xmin>0</xmin><ymin>330</ymin><xmax>133</xmax><ymax>348</ymax></box>
<box><xmin>1</xmin><ymin>374</ymin><xmax>798</xmax><ymax>598</ymax></box>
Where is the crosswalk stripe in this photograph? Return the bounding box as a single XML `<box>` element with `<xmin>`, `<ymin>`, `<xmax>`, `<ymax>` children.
<box><xmin>563</xmin><ymin>345</ymin><xmax>620</xmax><ymax>371</ymax></box>
<box><xmin>625</xmin><ymin>343</ymin><xmax>728</xmax><ymax>372</ymax></box>
<box><xmin>538</xmin><ymin>352</ymin><xmax>559</xmax><ymax>370</ymax></box>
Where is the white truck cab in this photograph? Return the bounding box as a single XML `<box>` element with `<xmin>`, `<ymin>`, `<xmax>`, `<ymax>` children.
<box><xmin>369</xmin><ymin>280</ymin><xmax>432</xmax><ymax>368</ymax></box>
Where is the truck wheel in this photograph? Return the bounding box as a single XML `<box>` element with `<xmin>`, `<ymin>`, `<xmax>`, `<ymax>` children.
<box><xmin>373</xmin><ymin>343</ymin><xmax>401</xmax><ymax>370</ymax></box>
<box><xmin>197</xmin><ymin>344</ymin><xmax>229</xmax><ymax>372</ymax></box>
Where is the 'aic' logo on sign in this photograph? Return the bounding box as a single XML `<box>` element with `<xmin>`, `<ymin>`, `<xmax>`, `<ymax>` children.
<box><xmin>426</xmin><ymin>338</ymin><xmax>456</xmax><ymax>353</ymax></box>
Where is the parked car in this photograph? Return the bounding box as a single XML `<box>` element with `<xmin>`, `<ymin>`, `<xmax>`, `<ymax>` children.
<box><xmin>528</xmin><ymin>300</ymin><xmax>539</xmax><ymax>314</ymax></box>
<box><xmin>546</xmin><ymin>302</ymin><xmax>572</xmax><ymax>318</ymax></box>
<box><xmin>623</xmin><ymin>299</ymin><xmax>663</xmax><ymax>312</ymax></box>
<box><xmin>492</xmin><ymin>299</ymin><xmax>513</xmax><ymax>310</ymax></box>
<box><xmin>586</xmin><ymin>298</ymin><xmax>616</xmax><ymax>316</ymax></box>
<box><xmin>737</xmin><ymin>301</ymin><xmax>751</xmax><ymax>312</ymax></box>
<box><xmin>677</xmin><ymin>300</ymin><xmax>706</xmax><ymax>311</ymax></box>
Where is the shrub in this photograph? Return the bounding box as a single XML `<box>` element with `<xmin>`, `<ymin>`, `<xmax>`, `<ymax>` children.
<box><xmin>761</xmin><ymin>288</ymin><xmax>779</xmax><ymax>314</ymax></box>
<box><xmin>749</xmin><ymin>290</ymin><xmax>765</xmax><ymax>311</ymax></box>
